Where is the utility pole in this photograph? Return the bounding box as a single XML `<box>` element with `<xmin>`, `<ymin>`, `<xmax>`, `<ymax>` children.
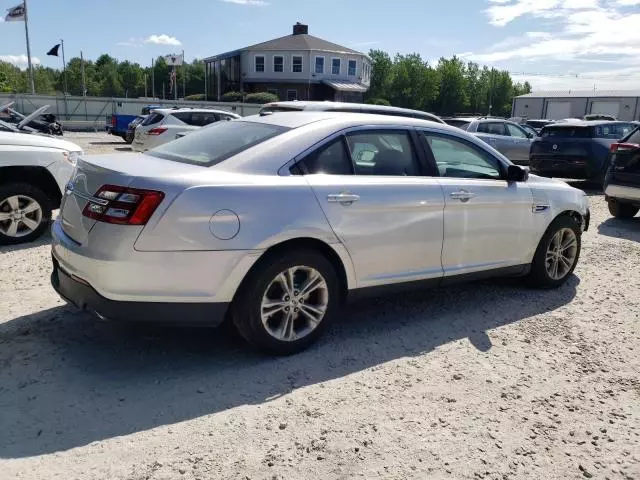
<box><xmin>23</xmin><ymin>0</ymin><xmax>35</xmax><ymax>94</ymax></box>
<box><xmin>152</xmin><ymin>58</ymin><xmax>156</xmax><ymax>99</ymax></box>
<box><xmin>61</xmin><ymin>39</ymin><xmax>68</xmax><ymax>95</ymax></box>
<box><xmin>144</xmin><ymin>74</ymin><xmax>148</xmax><ymax>98</ymax></box>
<box><xmin>182</xmin><ymin>50</ymin><xmax>186</xmax><ymax>99</ymax></box>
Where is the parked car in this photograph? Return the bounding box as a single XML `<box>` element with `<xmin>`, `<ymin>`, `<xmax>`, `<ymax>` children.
<box><xmin>259</xmin><ymin>101</ymin><xmax>445</xmax><ymax>124</ymax></box>
<box><xmin>445</xmin><ymin>117</ymin><xmax>534</xmax><ymax>165</ymax></box>
<box><xmin>0</xmin><ymin>131</ymin><xmax>83</xmax><ymax>245</ymax></box>
<box><xmin>106</xmin><ymin>105</ymin><xmax>161</xmax><ymax>141</ymax></box>
<box><xmin>520</xmin><ymin>124</ymin><xmax>539</xmax><ymax>138</ymax></box>
<box><xmin>124</xmin><ymin>115</ymin><xmax>146</xmax><ymax>144</ymax></box>
<box><xmin>604</xmin><ymin>127</ymin><xmax>640</xmax><ymax>218</ymax></box>
<box><xmin>530</xmin><ymin>121</ymin><xmax>637</xmax><ymax>183</ymax></box>
<box><xmin>0</xmin><ymin>103</ymin><xmax>63</xmax><ymax>136</ymax></box>
<box><xmin>131</xmin><ymin>108</ymin><xmax>241</xmax><ymax>152</ymax></box>
<box><xmin>585</xmin><ymin>114</ymin><xmax>616</xmax><ymax>121</ymax></box>
<box><xmin>51</xmin><ymin>112</ymin><xmax>589</xmax><ymax>354</ymax></box>
<box><xmin>526</xmin><ymin>119</ymin><xmax>554</xmax><ymax>132</ymax></box>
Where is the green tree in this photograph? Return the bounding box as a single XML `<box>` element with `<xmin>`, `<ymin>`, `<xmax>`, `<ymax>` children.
<box><xmin>435</xmin><ymin>56</ymin><xmax>467</xmax><ymax>115</ymax></box>
<box><xmin>367</xmin><ymin>49</ymin><xmax>393</xmax><ymax>101</ymax></box>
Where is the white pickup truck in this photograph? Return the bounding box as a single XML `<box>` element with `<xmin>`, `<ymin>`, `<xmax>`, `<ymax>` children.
<box><xmin>0</xmin><ymin>130</ymin><xmax>83</xmax><ymax>245</ymax></box>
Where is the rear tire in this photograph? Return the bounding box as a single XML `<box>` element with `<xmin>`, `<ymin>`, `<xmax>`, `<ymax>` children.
<box><xmin>528</xmin><ymin>214</ymin><xmax>581</xmax><ymax>289</ymax></box>
<box><xmin>0</xmin><ymin>182</ymin><xmax>52</xmax><ymax>245</ymax></box>
<box><xmin>232</xmin><ymin>249</ymin><xmax>340</xmax><ymax>355</ymax></box>
<box><xmin>608</xmin><ymin>199</ymin><xmax>639</xmax><ymax>219</ymax></box>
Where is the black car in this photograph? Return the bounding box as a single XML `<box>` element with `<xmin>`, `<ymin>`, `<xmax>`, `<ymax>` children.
<box><xmin>529</xmin><ymin>121</ymin><xmax>636</xmax><ymax>183</ymax></box>
<box><xmin>604</xmin><ymin>127</ymin><xmax>640</xmax><ymax>219</ymax></box>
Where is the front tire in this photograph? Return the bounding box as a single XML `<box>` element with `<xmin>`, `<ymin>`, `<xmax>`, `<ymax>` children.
<box><xmin>0</xmin><ymin>183</ymin><xmax>52</xmax><ymax>245</ymax></box>
<box><xmin>608</xmin><ymin>199</ymin><xmax>639</xmax><ymax>219</ymax></box>
<box><xmin>232</xmin><ymin>249</ymin><xmax>340</xmax><ymax>355</ymax></box>
<box><xmin>528</xmin><ymin>215</ymin><xmax>581</xmax><ymax>288</ymax></box>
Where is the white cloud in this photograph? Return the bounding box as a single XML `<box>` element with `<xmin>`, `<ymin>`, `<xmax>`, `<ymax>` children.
<box><xmin>0</xmin><ymin>54</ymin><xmax>41</xmax><ymax>68</ymax></box>
<box><xmin>219</xmin><ymin>0</ymin><xmax>268</xmax><ymax>5</ymax></box>
<box><xmin>117</xmin><ymin>37</ymin><xmax>142</xmax><ymax>48</ymax></box>
<box><xmin>144</xmin><ymin>34</ymin><xmax>181</xmax><ymax>46</ymax></box>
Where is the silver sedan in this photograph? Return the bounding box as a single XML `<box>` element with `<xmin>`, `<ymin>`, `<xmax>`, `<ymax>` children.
<box><xmin>51</xmin><ymin>112</ymin><xmax>590</xmax><ymax>354</ymax></box>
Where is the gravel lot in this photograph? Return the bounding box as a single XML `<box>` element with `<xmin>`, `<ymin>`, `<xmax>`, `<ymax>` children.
<box><xmin>1</xmin><ymin>136</ymin><xmax>639</xmax><ymax>480</ymax></box>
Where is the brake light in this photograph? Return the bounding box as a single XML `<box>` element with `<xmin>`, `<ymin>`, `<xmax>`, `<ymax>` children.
<box><xmin>111</xmin><ymin>115</ymin><xmax>116</xmax><ymax>127</ymax></box>
<box><xmin>610</xmin><ymin>142</ymin><xmax>640</xmax><ymax>153</ymax></box>
<box><xmin>148</xmin><ymin>127</ymin><xmax>168</xmax><ymax>136</ymax></box>
<box><xmin>82</xmin><ymin>185</ymin><xmax>164</xmax><ymax>225</ymax></box>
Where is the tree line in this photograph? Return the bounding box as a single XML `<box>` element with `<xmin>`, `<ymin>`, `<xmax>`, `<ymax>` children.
<box><xmin>366</xmin><ymin>50</ymin><xmax>531</xmax><ymax>117</ymax></box>
<box><xmin>0</xmin><ymin>50</ymin><xmax>531</xmax><ymax>116</ymax></box>
<box><xmin>0</xmin><ymin>54</ymin><xmax>205</xmax><ymax>100</ymax></box>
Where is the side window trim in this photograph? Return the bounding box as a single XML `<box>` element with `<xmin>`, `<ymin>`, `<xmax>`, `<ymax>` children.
<box><xmin>418</xmin><ymin>128</ymin><xmax>508</xmax><ymax>180</ymax></box>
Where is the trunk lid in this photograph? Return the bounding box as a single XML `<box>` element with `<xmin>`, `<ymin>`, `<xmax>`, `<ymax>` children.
<box><xmin>610</xmin><ymin>147</ymin><xmax>640</xmax><ymax>184</ymax></box>
<box><xmin>60</xmin><ymin>153</ymin><xmax>201</xmax><ymax>244</ymax></box>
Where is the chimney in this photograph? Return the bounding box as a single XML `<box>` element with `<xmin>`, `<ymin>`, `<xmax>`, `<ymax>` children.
<box><xmin>293</xmin><ymin>22</ymin><xmax>308</xmax><ymax>35</ymax></box>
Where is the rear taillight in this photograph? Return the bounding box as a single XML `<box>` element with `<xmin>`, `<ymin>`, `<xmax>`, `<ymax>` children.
<box><xmin>82</xmin><ymin>185</ymin><xmax>164</xmax><ymax>225</ymax></box>
<box><xmin>111</xmin><ymin>115</ymin><xmax>116</xmax><ymax>127</ymax></box>
<box><xmin>610</xmin><ymin>142</ymin><xmax>640</xmax><ymax>153</ymax></box>
<box><xmin>148</xmin><ymin>127</ymin><xmax>168</xmax><ymax>136</ymax></box>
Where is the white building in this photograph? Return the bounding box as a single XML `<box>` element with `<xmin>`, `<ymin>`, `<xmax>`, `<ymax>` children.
<box><xmin>512</xmin><ymin>90</ymin><xmax>640</xmax><ymax>121</ymax></box>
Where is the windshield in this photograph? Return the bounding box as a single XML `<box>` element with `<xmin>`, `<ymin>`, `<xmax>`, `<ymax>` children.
<box><xmin>147</xmin><ymin>120</ymin><xmax>289</xmax><ymax>166</ymax></box>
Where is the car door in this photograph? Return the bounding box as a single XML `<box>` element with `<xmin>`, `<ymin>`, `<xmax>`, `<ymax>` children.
<box><xmin>505</xmin><ymin>122</ymin><xmax>533</xmax><ymax>165</ymax></box>
<box><xmin>420</xmin><ymin>130</ymin><xmax>535</xmax><ymax>279</ymax></box>
<box><xmin>475</xmin><ymin>121</ymin><xmax>511</xmax><ymax>157</ymax></box>
<box><xmin>295</xmin><ymin>128</ymin><xmax>446</xmax><ymax>288</ymax></box>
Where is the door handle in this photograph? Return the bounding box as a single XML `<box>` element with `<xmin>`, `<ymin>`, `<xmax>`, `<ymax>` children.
<box><xmin>327</xmin><ymin>193</ymin><xmax>360</xmax><ymax>204</ymax></box>
<box><xmin>449</xmin><ymin>190</ymin><xmax>476</xmax><ymax>202</ymax></box>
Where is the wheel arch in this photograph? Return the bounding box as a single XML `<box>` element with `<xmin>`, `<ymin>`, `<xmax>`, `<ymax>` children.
<box><xmin>0</xmin><ymin>166</ymin><xmax>62</xmax><ymax>208</ymax></box>
<box><xmin>233</xmin><ymin>237</ymin><xmax>353</xmax><ymax>306</ymax></box>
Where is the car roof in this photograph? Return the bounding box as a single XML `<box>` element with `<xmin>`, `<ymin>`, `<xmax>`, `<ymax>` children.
<box><xmin>243</xmin><ymin>110</ymin><xmax>449</xmax><ymax>129</ymax></box>
<box><xmin>260</xmin><ymin>101</ymin><xmax>442</xmax><ymax>121</ymax></box>
<box><xmin>544</xmin><ymin>120</ymin><xmax>632</xmax><ymax>127</ymax></box>
<box><xmin>153</xmin><ymin>108</ymin><xmax>238</xmax><ymax>115</ymax></box>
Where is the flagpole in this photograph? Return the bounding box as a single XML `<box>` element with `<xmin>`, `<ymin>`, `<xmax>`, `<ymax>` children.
<box><xmin>61</xmin><ymin>39</ymin><xmax>68</xmax><ymax>95</ymax></box>
<box><xmin>80</xmin><ymin>50</ymin><xmax>87</xmax><ymax>97</ymax></box>
<box><xmin>174</xmin><ymin>66</ymin><xmax>177</xmax><ymax>101</ymax></box>
<box><xmin>182</xmin><ymin>50</ymin><xmax>186</xmax><ymax>99</ymax></box>
<box><xmin>23</xmin><ymin>0</ymin><xmax>35</xmax><ymax>94</ymax></box>
<box><xmin>152</xmin><ymin>58</ymin><xmax>155</xmax><ymax>99</ymax></box>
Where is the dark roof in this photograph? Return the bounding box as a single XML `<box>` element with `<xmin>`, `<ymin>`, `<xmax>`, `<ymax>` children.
<box><xmin>206</xmin><ymin>34</ymin><xmax>364</xmax><ymax>61</ymax></box>
<box><xmin>544</xmin><ymin>120</ymin><xmax>632</xmax><ymax>127</ymax></box>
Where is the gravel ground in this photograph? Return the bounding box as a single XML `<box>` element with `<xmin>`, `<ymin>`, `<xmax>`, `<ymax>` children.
<box><xmin>0</xmin><ymin>148</ymin><xmax>639</xmax><ymax>479</ymax></box>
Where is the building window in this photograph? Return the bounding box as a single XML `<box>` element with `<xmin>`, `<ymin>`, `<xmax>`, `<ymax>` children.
<box><xmin>273</xmin><ymin>56</ymin><xmax>284</xmax><ymax>73</ymax></box>
<box><xmin>287</xmin><ymin>89</ymin><xmax>298</xmax><ymax>101</ymax></box>
<box><xmin>332</xmin><ymin>58</ymin><xmax>341</xmax><ymax>75</ymax></box>
<box><xmin>255</xmin><ymin>56</ymin><xmax>265</xmax><ymax>73</ymax></box>
<box><xmin>292</xmin><ymin>55</ymin><xmax>303</xmax><ymax>73</ymax></box>
<box><xmin>315</xmin><ymin>56</ymin><xmax>325</xmax><ymax>74</ymax></box>
<box><xmin>348</xmin><ymin>60</ymin><xmax>357</xmax><ymax>76</ymax></box>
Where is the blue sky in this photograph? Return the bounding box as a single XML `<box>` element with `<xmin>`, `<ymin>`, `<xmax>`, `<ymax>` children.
<box><xmin>1</xmin><ymin>0</ymin><xmax>640</xmax><ymax>90</ymax></box>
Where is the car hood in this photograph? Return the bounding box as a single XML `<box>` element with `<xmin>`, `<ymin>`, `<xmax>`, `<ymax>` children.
<box><xmin>0</xmin><ymin>131</ymin><xmax>81</xmax><ymax>151</ymax></box>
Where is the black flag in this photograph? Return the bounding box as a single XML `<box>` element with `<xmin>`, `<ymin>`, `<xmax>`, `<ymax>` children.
<box><xmin>47</xmin><ymin>44</ymin><xmax>61</xmax><ymax>57</ymax></box>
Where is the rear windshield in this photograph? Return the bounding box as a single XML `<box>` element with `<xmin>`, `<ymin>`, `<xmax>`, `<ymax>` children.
<box><xmin>444</xmin><ymin>119</ymin><xmax>471</xmax><ymax>129</ymax></box>
<box><xmin>141</xmin><ymin>112</ymin><xmax>164</xmax><ymax>126</ymax></box>
<box><xmin>540</xmin><ymin>126</ymin><xmax>590</xmax><ymax>138</ymax></box>
<box><xmin>527</xmin><ymin>120</ymin><xmax>550</xmax><ymax>129</ymax></box>
<box><xmin>259</xmin><ymin>105</ymin><xmax>304</xmax><ymax>114</ymax></box>
<box><xmin>592</xmin><ymin>123</ymin><xmax>635</xmax><ymax>139</ymax></box>
<box><xmin>146</xmin><ymin>121</ymin><xmax>289</xmax><ymax>166</ymax></box>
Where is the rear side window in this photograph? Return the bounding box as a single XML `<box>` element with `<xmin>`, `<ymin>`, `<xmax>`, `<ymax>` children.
<box><xmin>147</xmin><ymin>121</ymin><xmax>288</xmax><ymax>166</ymax></box>
<box><xmin>346</xmin><ymin>131</ymin><xmax>419</xmax><ymax>176</ymax></box>
<box><xmin>477</xmin><ymin>122</ymin><xmax>507</xmax><ymax>136</ymax></box>
<box><xmin>444</xmin><ymin>119</ymin><xmax>471</xmax><ymax>130</ymax></box>
<box><xmin>540</xmin><ymin>126</ymin><xmax>590</xmax><ymax>138</ymax></box>
<box><xmin>171</xmin><ymin>112</ymin><xmax>192</xmax><ymax>124</ymax></box>
<box><xmin>592</xmin><ymin>123</ymin><xmax>635</xmax><ymax>139</ymax></box>
<box><xmin>296</xmin><ymin>138</ymin><xmax>353</xmax><ymax>175</ymax></box>
<box><xmin>141</xmin><ymin>113</ymin><xmax>164</xmax><ymax>126</ymax></box>
<box><xmin>623</xmin><ymin>126</ymin><xmax>640</xmax><ymax>144</ymax></box>
<box><xmin>190</xmin><ymin>112</ymin><xmax>218</xmax><ymax>127</ymax></box>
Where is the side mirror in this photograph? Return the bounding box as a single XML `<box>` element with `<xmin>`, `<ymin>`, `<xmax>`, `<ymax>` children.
<box><xmin>507</xmin><ymin>164</ymin><xmax>529</xmax><ymax>182</ymax></box>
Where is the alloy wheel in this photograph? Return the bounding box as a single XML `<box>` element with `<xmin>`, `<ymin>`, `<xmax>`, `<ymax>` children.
<box><xmin>0</xmin><ymin>195</ymin><xmax>43</xmax><ymax>238</ymax></box>
<box><xmin>260</xmin><ymin>266</ymin><xmax>329</xmax><ymax>342</ymax></box>
<box><xmin>545</xmin><ymin>228</ymin><xmax>578</xmax><ymax>280</ymax></box>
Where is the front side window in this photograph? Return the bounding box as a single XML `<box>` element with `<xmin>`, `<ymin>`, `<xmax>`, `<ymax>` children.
<box><xmin>255</xmin><ymin>56</ymin><xmax>265</xmax><ymax>72</ymax></box>
<box><xmin>315</xmin><ymin>56</ymin><xmax>324</xmax><ymax>74</ymax></box>
<box><xmin>148</xmin><ymin>121</ymin><xmax>288</xmax><ymax>167</ymax></box>
<box><xmin>297</xmin><ymin>138</ymin><xmax>353</xmax><ymax>175</ymax></box>
<box><xmin>348</xmin><ymin>60</ymin><xmax>357</xmax><ymax>76</ymax></box>
<box><xmin>190</xmin><ymin>112</ymin><xmax>217</xmax><ymax>126</ymax></box>
<box><xmin>332</xmin><ymin>58</ymin><xmax>341</xmax><ymax>75</ymax></box>
<box><xmin>423</xmin><ymin>133</ymin><xmax>502</xmax><ymax>180</ymax></box>
<box><xmin>346</xmin><ymin>131</ymin><xmax>419</xmax><ymax>176</ymax></box>
<box><xmin>505</xmin><ymin>123</ymin><xmax>528</xmax><ymax>138</ymax></box>
<box><xmin>292</xmin><ymin>56</ymin><xmax>303</xmax><ymax>73</ymax></box>
<box><xmin>273</xmin><ymin>56</ymin><xmax>283</xmax><ymax>73</ymax></box>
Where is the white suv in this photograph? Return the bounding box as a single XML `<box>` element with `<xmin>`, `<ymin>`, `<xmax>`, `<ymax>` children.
<box><xmin>131</xmin><ymin>108</ymin><xmax>240</xmax><ymax>152</ymax></box>
<box><xmin>0</xmin><ymin>131</ymin><xmax>83</xmax><ymax>245</ymax></box>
